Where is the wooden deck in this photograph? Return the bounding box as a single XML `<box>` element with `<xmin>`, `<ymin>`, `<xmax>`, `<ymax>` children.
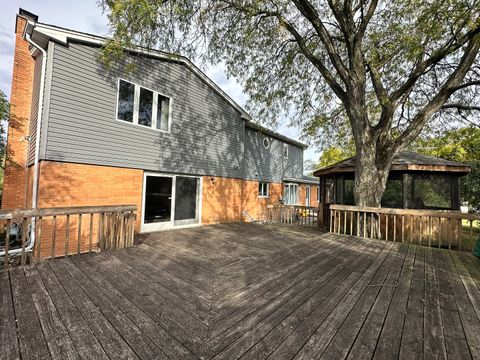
<box><xmin>1</xmin><ymin>223</ymin><xmax>480</xmax><ymax>359</ymax></box>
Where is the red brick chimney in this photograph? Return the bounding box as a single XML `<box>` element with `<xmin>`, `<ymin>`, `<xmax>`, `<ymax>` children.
<box><xmin>2</xmin><ymin>9</ymin><xmax>38</xmax><ymax>209</ymax></box>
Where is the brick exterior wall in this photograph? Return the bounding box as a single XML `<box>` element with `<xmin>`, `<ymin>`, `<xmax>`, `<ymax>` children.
<box><xmin>7</xmin><ymin>159</ymin><xmax>320</xmax><ymax>258</ymax></box>
<box><xmin>30</xmin><ymin>161</ymin><xmax>143</xmax><ymax>258</ymax></box>
<box><xmin>297</xmin><ymin>184</ymin><xmax>320</xmax><ymax>207</ymax></box>
<box><xmin>2</xmin><ymin>15</ymin><xmax>36</xmax><ymax>209</ymax></box>
<box><xmin>242</xmin><ymin>181</ymin><xmax>283</xmax><ymax>221</ymax></box>
<box><xmin>31</xmin><ymin>162</ymin><xmax>319</xmax><ymax>229</ymax></box>
<box><xmin>36</xmin><ymin>161</ymin><xmax>144</xmax><ymax>227</ymax></box>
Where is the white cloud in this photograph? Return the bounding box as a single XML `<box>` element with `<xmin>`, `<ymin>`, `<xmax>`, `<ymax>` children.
<box><xmin>0</xmin><ymin>1</ymin><xmax>320</xmax><ymax>166</ymax></box>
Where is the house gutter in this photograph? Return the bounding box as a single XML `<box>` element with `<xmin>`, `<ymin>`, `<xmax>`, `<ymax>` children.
<box><xmin>0</xmin><ymin>31</ymin><xmax>46</xmax><ymax>257</ymax></box>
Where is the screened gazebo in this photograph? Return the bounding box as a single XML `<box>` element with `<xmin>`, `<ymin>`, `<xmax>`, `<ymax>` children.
<box><xmin>313</xmin><ymin>151</ymin><xmax>471</xmax><ymax>214</ymax></box>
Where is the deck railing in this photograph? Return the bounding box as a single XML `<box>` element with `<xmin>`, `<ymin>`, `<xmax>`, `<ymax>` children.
<box><xmin>0</xmin><ymin>205</ymin><xmax>137</xmax><ymax>270</ymax></box>
<box><xmin>265</xmin><ymin>205</ymin><xmax>321</xmax><ymax>227</ymax></box>
<box><xmin>330</xmin><ymin>204</ymin><xmax>480</xmax><ymax>251</ymax></box>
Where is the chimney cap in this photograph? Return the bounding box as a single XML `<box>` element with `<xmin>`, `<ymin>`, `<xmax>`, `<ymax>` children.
<box><xmin>19</xmin><ymin>8</ymin><xmax>38</xmax><ymax>22</ymax></box>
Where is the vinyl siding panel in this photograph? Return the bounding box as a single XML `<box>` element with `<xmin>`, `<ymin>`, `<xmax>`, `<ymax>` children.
<box><xmin>244</xmin><ymin>128</ymin><xmax>303</xmax><ymax>182</ymax></box>
<box><xmin>27</xmin><ymin>52</ymin><xmax>43</xmax><ymax>164</ymax></box>
<box><xmin>44</xmin><ymin>42</ymin><xmax>245</xmax><ymax>178</ymax></box>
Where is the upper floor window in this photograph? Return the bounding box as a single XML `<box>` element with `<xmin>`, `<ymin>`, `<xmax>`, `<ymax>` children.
<box><xmin>116</xmin><ymin>79</ymin><xmax>171</xmax><ymax>132</ymax></box>
<box><xmin>283</xmin><ymin>143</ymin><xmax>289</xmax><ymax>159</ymax></box>
<box><xmin>258</xmin><ymin>182</ymin><xmax>269</xmax><ymax>197</ymax></box>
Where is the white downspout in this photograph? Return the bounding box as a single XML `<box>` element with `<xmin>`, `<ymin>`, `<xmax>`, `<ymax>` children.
<box><xmin>0</xmin><ymin>31</ymin><xmax>46</xmax><ymax>257</ymax></box>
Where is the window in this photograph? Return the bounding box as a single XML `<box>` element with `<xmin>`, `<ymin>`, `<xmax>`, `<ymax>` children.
<box><xmin>283</xmin><ymin>143</ymin><xmax>289</xmax><ymax>159</ymax></box>
<box><xmin>263</xmin><ymin>137</ymin><xmax>270</xmax><ymax>149</ymax></box>
<box><xmin>382</xmin><ymin>179</ymin><xmax>403</xmax><ymax>208</ymax></box>
<box><xmin>258</xmin><ymin>182</ymin><xmax>269</xmax><ymax>197</ymax></box>
<box><xmin>344</xmin><ymin>179</ymin><xmax>355</xmax><ymax>205</ymax></box>
<box><xmin>412</xmin><ymin>175</ymin><xmax>452</xmax><ymax>209</ymax></box>
<box><xmin>325</xmin><ymin>178</ymin><xmax>335</xmax><ymax>203</ymax></box>
<box><xmin>306</xmin><ymin>186</ymin><xmax>311</xmax><ymax>206</ymax></box>
<box><xmin>284</xmin><ymin>183</ymin><xmax>298</xmax><ymax>205</ymax></box>
<box><xmin>116</xmin><ymin>79</ymin><xmax>171</xmax><ymax>131</ymax></box>
<box><xmin>138</xmin><ymin>87</ymin><xmax>153</xmax><ymax>127</ymax></box>
<box><xmin>317</xmin><ymin>186</ymin><xmax>320</xmax><ymax>203</ymax></box>
<box><xmin>156</xmin><ymin>94</ymin><xmax>170</xmax><ymax>131</ymax></box>
<box><xmin>117</xmin><ymin>80</ymin><xmax>135</xmax><ymax>122</ymax></box>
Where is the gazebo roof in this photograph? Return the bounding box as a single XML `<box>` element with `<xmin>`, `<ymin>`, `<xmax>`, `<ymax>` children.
<box><xmin>313</xmin><ymin>151</ymin><xmax>471</xmax><ymax>177</ymax></box>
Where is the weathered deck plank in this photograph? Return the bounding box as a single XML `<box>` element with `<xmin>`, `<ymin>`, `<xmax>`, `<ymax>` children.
<box><xmin>0</xmin><ymin>272</ymin><xmax>21</xmax><ymax>360</ymax></box>
<box><xmin>9</xmin><ymin>267</ymin><xmax>51</xmax><ymax>360</ymax></box>
<box><xmin>1</xmin><ymin>223</ymin><xmax>479</xmax><ymax>360</ymax></box>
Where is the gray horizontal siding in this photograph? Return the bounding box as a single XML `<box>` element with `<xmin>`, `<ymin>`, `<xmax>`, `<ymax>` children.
<box><xmin>27</xmin><ymin>52</ymin><xmax>44</xmax><ymax>164</ymax></box>
<box><xmin>244</xmin><ymin>128</ymin><xmax>303</xmax><ymax>182</ymax></box>
<box><xmin>44</xmin><ymin>42</ymin><xmax>245</xmax><ymax>178</ymax></box>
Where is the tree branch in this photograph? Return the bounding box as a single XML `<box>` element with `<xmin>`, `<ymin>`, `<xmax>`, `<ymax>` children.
<box><xmin>217</xmin><ymin>1</ymin><xmax>348</xmax><ymax>101</ymax></box>
<box><xmin>291</xmin><ymin>0</ymin><xmax>351</xmax><ymax>85</ymax></box>
<box><xmin>391</xmin><ymin>25</ymin><xmax>480</xmax><ymax>103</ymax></box>
<box><xmin>356</xmin><ymin>0</ymin><xmax>378</xmax><ymax>41</ymax></box>
<box><xmin>450</xmin><ymin>80</ymin><xmax>480</xmax><ymax>92</ymax></box>
<box><xmin>394</xmin><ymin>35</ymin><xmax>480</xmax><ymax>148</ymax></box>
<box><xmin>441</xmin><ymin>103</ymin><xmax>480</xmax><ymax>111</ymax></box>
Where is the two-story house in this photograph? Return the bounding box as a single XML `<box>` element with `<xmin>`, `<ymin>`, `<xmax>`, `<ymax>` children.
<box><xmin>3</xmin><ymin>9</ymin><xmax>319</xmax><ymax>232</ymax></box>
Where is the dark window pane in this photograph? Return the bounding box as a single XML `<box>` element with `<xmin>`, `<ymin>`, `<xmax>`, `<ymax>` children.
<box><xmin>144</xmin><ymin>176</ymin><xmax>172</xmax><ymax>223</ymax></box>
<box><xmin>325</xmin><ymin>178</ymin><xmax>335</xmax><ymax>203</ymax></box>
<box><xmin>382</xmin><ymin>179</ymin><xmax>403</xmax><ymax>208</ymax></box>
<box><xmin>156</xmin><ymin>94</ymin><xmax>170</xmax><ymax>131</ymax></box>
<box><xmin>117</xmin><ymin>80</ymin><xmax>134</xmax><ymax>122</ymax></box>
<box><xmin>138</xmin><ymin>87</ymin><xmax>153</xmax><ymax>127</ymax></box>
<box><xmin>344</xmin><ymin>179</ymin><xmax>354</xmax><ymax>205</ymax></box>
<box><xmin>413</xmin><ymin>175</ymin><xmax>452</xmax><ymax>209</ymax></box>
<box><xmin>174</xmin><ymin>177</ymin><xmax>198</xmax><ymax>221</ymax></box>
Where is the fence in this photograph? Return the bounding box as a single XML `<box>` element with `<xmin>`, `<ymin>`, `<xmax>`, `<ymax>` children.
<box><xmin>0</xmin><ymin>205</ymin><xmax>137</xmax><ymax>270</ymax></box>
<box><xmin>265</xmin><ymin>205</ymin><xmax>321</xmax><ymax>227</ymax></box>
<box><xmin>330</xmin><ymin>204</ymin><xmax>480</xmax><ymax>251</ymax></box>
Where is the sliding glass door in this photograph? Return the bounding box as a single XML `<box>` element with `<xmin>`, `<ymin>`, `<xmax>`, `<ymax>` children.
<box><xmin>144</xmin><ymin>176</ymin><xmax>172</xmax><ymax>225</ymax></box>
<box><xmin>142</xmin><ymin>173</ymin><xmax>201</xmax><ymax>232</ymax></box>
<box><xmin>174</xmin><ymin>176</ymin><xmax>200</xmax><ymax>226</ymax></box>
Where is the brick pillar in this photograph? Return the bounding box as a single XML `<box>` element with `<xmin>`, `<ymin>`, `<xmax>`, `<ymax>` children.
<box><xmin>2</xmin><ymin>13</ymin><xmax>36</xmax><ymax>209</ymax></box>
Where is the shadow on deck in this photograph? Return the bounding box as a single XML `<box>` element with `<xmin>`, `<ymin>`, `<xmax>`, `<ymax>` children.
<box><xmin>1</xmin><ymin>223</ymin><xmax>480</xmax><ymax>359</ymax></box>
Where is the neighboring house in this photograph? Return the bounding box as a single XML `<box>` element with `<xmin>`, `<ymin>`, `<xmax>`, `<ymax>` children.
<box><xmin>2</xmin><ymin>9</ymin><xmax>319</xmax><ymax>232</ymax></box>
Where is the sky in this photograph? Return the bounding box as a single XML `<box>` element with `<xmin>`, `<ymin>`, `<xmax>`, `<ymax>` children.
<box><xmin>0</xmin><ymin>0</ymin><xmax>319</xmax><ymax>165</ymax></box>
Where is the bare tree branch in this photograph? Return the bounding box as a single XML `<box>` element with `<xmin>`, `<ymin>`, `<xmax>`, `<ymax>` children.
<box><xmin>441</xmin><ymin>103</ymin><xmax>480</xmax><ymax>111</ymax></box>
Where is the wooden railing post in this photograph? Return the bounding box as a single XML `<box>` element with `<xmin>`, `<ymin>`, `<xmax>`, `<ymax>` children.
<box><xmin>4</xmin><ymin>220</ymin><xmax>10</xmax><ymax>270</ymax></box>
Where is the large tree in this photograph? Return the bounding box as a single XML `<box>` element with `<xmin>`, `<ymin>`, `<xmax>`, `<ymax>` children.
<box><xmin>100</xmin><ymin>0</ymin><xmax>480</xmax><ymax>207</ymax></box>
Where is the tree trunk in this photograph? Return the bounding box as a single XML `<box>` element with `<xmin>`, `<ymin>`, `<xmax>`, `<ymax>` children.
<box><xmin>354</xmin><ymin>142</ymin><xmax>391</xmax><ymax>208</ymax></box>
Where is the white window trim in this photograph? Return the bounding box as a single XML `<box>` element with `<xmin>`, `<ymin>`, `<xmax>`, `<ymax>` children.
<box><xmin>283</xmin><ymin>143</ymin><xmax>289</xmax><ymax>159</ymax></box>
<box><xmin>306</xmin><ymin>185</ymin><xmax>311</xmax><ymax>207</ymax></box>
<box><xmin>115</xmin><ymin>78</ymin><xmax>172</xmax><ymax>133</ymax></box>
<box><xmin>283</xmin><ymin>183</ymin><xmax>298</xmax><ymax>205</ymax></box>
<box><xmin>258</xmin><ymin>182</ymin><xmax>269</xmax><ymax>198</ymax></box>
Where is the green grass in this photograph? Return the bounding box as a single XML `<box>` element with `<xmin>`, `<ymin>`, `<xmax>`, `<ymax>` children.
<box><xmin>461</xmin><ymin>219</ymin><xmax>480</xmax><ymax>250</ymax></box>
